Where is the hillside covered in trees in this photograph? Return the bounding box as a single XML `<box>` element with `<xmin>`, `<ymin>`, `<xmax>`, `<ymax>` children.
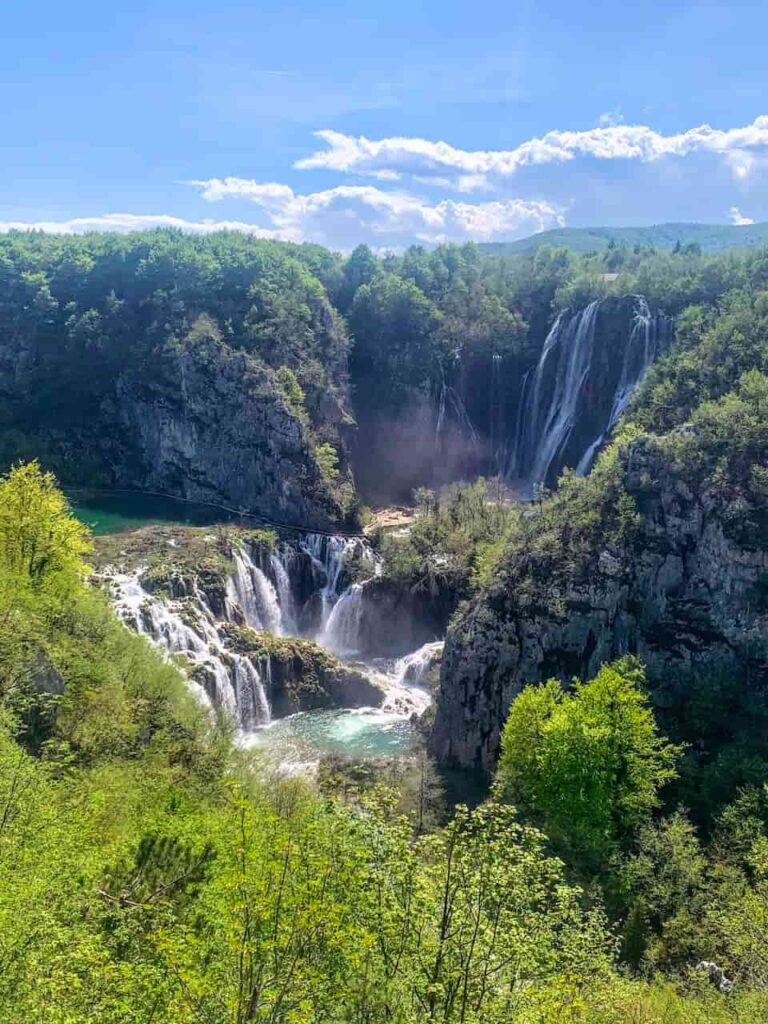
<box><xmin>2</xmin><ymin>229</ymin><xmax>768</xmax><ymax>1021</ymax></box>
<box><xmin>481</xmin><ymin>221</ymin><xmax>768</xmax><ymax>256</ymax></box>
<box><xmin>2</xmin><ymin>228</ymin><xmax>766</xmax><ymax>509</ymax></box>
<box><xmin>2</xmin><ymin>462</ymin><xmax>768</xmax><ymax>1021</ymax></box>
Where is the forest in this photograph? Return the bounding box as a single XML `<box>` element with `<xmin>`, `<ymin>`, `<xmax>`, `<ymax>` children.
<box><xmin>1</xmin><ymin>229</ymin><xmax>768</xmax><ymax>1021</ymax></box>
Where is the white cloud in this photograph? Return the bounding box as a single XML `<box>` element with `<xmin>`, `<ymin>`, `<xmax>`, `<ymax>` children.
<box><xmin>294</xmin><ymin>115</ymin><xmax>768</xmax><ymax>189</ymax></box>
<box><xmin>0</xmin><ymin>187</ymin><xmax>563</xmax><ymax>250</ymax></box>
<box><xmin>598</xmin><ymin>110</ymin><xmax>624</xmax><ymax>128</ymax></box>
<box><xmin>186</xmin><ymin>178</ymin><xmax>564</xmax><ymax>245</ymax></box>
<box><xmin>729</xmin><ymin>206</ymin><xmax>755</xmax><ymax>226</ymax></box>
<box><xmin>0</xmin><ymin>212</ymin><xmax>285</xmax><ymax>238</ymax></box>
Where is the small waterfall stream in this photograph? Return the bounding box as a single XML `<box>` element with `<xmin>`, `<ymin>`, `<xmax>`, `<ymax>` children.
<box><xmin>321</xmin><ymin>583</ymin><xmax>365</xmax><ymax>655</ymax></box>
<box><xmin>229</xmin><ymin>547</ymin><xmax>283</xmax><ymax>634</ymax></box>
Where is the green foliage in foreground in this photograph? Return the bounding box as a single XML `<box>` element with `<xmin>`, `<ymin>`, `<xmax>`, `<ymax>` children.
<box><xmin>497</xmin><ymin>658</ymin><xmax>681</xmax><ymax>869</ymax></box>
<box><xmin>1</xmin><ymin>461</ymin><xmax>768</xmax><ymax>1022</ymax></box>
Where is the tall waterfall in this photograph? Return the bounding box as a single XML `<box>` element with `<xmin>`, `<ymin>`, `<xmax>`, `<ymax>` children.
<box><xmin>575</xmin><ymin>296</ymin><xmax>665</xmax><ymax>474</ymax></box>
<box><xmin>509</xmin><ymin>295</ymin><xmax>668</xmax><ymax>492</ymax></box>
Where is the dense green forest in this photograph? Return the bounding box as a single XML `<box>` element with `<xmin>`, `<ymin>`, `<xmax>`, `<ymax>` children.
<box><xmin>2</xmin><ymin>230</ymin><xmax>768</xmax><ymax>1020</ymax></box>
<box><xmin>2</xmin><ymin>461</ymin><xmax>768</xmax><ymax>1022</ymax></box>
<box><xmin>3</xmin><ymin>227</ymin><xmax>767</xmax><ymax>506</ymax></box>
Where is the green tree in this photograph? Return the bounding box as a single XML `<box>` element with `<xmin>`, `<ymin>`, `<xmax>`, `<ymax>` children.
<box><xmin>0</xmin><ymin>461</ymin><xmax>90</xmax><ymax>585</ymax></box>
<box><xmin>496</xmin><ymin>658</ymin><xmax>681</xmax><ymax>868</ymax></box>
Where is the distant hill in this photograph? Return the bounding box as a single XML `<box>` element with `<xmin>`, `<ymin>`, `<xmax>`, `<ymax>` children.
<box><xmin>480</xmin><ymin>222</ymin><xmax>768</xmax><ymax>256</ymax></box>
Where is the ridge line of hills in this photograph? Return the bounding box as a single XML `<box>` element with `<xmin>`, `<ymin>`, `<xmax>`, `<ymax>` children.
<box><xmin>480</xmin><ymin>221</ymin><xmax>768</xmax><ymax>256</ymax></box>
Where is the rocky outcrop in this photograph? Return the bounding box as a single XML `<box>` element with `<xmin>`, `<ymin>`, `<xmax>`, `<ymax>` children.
<box><xmin>111</xmin><ymin>339</ymin><xmax>344</xmax><ymax>528</ymax></box>
<box><xmin>0</xmin><ymin>330</ymin><xmax>345</xmax><ymax>528</ymax></box>
<box><xmin>0</xmin><ymin>238</ymin><xmax>354</xmax><ymax>530</ymax></box>
<box><xmin>220</xmin><ymin>624</ymin><xmax>385</xmax><ymax>716</ymax></box>
<box><xmin>353</xmin><ymin>578</ymin><xmax>456</xmax><ymax>658</ymax></box>
<box><xmin>430</xmin><ymin>437</ymin><xmax>768</xmax><ymax>770</ymax></box>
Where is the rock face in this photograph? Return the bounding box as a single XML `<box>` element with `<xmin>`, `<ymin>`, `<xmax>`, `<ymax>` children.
<box><xmin>430</xmin><ymin>437</ymin><xmax>768</xmax><ymax>770</ymax></box>
<box><xmin>353</xmin><ymin>578</ymin><xmax>457</xmax><ymax>658</ymax></box>
<box><xmin>111</xmin><ymin>340</ymin><xmax>343</xmax><ymax>529</ymax></box>
<box><xmin>0</xmin><ymin>330</ymin><xmax>344</xmax><ymax>529</ymax></box>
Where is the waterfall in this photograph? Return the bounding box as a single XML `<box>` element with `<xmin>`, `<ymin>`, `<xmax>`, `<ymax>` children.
<box><xmin>270</xmin><ymin>550</ymin><xmax>297</xmax><ymax>635</ymax></box>
<box><xmin>108</xmin><ymin>570</ymin><xmax>271</xmax><ymax>728</ymax></box>
<box><xmin>228</xmin><ymin>548</ymin><xmax>261</xmax><ymax>626</ymax></box>
<box><xmin>376</xmin><ymin>640</ymin><xmax>444</xmax><ymax>714</ymax></box>
<box><xmin>109</xmin><ymin>571</ymin><xmax>235</xmax><ymax>716</ymax></box>
<box><xmin>509</xmin><ymin>296</ymin><xmax>667</xmax><ymax>492</ymax></box>
<box><xmin>490</xmin><ymin>353</ymin><xmax>504</xmax><ymax>472</ymax></box>
<box><xmin>394</xmin><ymin>640</ymin><xmax>444</xmax><ymax>686</ymax></box>
<box><xmin>300</xmin><ymin>533</ymin><xmax>378</xmax><ymax>630</ymax></box>
<box><xmin>231</xmin><ymin>656</ymin><xmax>271</xmax><ymax>729</ymax></box>
<box><xmin>520</xmin><ymin>300</ymin><xmax>600</xmax><ymax>490</ymax></box>
<box><xmin>575</xmin><ymin>296</ymin><xmax>665</xmax><ymax>475</ymax></box>
<box><xmin>320</xmin><ymin>583</ymin><xmax>365</xmax><ymax>655</ymax></box>
<box><xmin>102</xmin><ymin>530</ymin><xmax>403</xmax><ymax>741</ymax></box>
<box><xmin>229</xmin><ymin>546</ymin><xmax>283</xmax><ymax>635</ymax></box>
<box><xmin>434</xmin><ymin>379</ymin><xmax>480</xmax><ymax>457</ymax></box>
<box><xmin>252</xmin><ymin>562</ymin><xmax>282</xmax><ymax>635</ymax></box>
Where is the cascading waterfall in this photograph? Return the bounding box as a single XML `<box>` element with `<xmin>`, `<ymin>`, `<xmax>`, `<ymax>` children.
<box><xmin>380</xmin><ymin>641</ymin><xmax>444</xmax><ymax>714</ymax></box>
<box><xmin>228</xmin><ymin>546</ymin><xmax>283</xmax><ymax>635</ymax></box>
<box><xmin>109</xmin><ymin>571</ymin><xmax>239</xmax><ymax>718</ymax></box>
<box><xmin>394</xmin><ymin>640</ymin><xmax>444</xmax><ymax>687</ymax></box>
<box><xmin>509</xmin><ymin>296</ymin><xmax>667</xmax><ymax>492</ymax></box>
<box><xmin>300</xmin><ymin>533</ymin><xmax>378</xmax><ymax>635</ymax></box>
<box><xmin>104</xmin><ymin>531</ymin><xmax>439</xmax><ymax>755</ymax></box>
<box><xmin>320</xmin><ymin>583</ymin><xmax>365</xmax><ymax>655</ymax></box>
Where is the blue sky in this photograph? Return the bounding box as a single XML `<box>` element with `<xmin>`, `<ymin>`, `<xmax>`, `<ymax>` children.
<box><xmin>2</xmin><ymin>0</ymin><xmax>768</xmax><ymax>249</ymax></box>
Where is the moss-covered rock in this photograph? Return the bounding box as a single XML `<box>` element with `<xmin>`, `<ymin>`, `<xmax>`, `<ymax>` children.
<box><xmin>219</xmin><ymin>623</ymin><xmax>385</xmax><ymax>715</ymax></box>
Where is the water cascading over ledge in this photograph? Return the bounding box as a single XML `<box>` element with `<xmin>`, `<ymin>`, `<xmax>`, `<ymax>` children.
<box><xmin>508</xmin><ymin>295</ymin><xmax>670</xmax><ymax>493</ymax></box>
<box><xmin>98</xmin><ymin>529</ymin><xmax>410</xmax><ymax>733</ymax></box>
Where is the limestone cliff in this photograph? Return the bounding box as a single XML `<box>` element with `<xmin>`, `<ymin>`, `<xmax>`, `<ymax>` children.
<box><xmin>0</xmin><ymin>327</ymin><xmax>347</xmax><ymax>529</ymax></box>
<box><xmin>0</xmin><ymin>233</ymin><xmax>355</xmax><ymax>530</ymax></box>
<box><xmin>431</xmin><ymin>435</ymin><xmax>768</xmax><ymax>770</ymax></box>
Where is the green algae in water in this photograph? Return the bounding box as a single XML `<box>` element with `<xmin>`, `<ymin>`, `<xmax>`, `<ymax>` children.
<box><xmin>68</xmin><ymin>491</ymin><xmax>243</xmax><ymax>535</ymax></box>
